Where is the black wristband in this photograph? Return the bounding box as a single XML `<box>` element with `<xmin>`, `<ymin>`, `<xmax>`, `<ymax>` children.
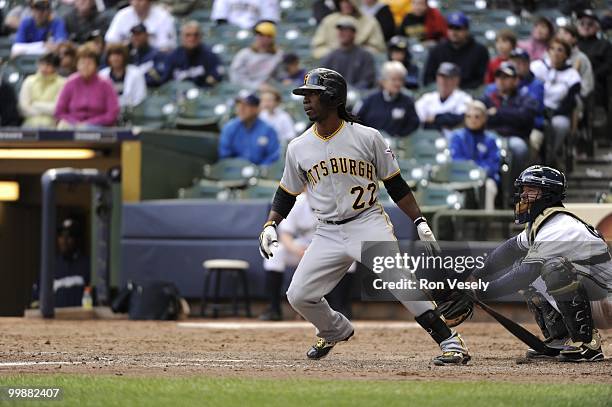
<box><xmin>414</xmin><ymin>216</ymin><xmax>427</xmax><ymax>226</ymax></box>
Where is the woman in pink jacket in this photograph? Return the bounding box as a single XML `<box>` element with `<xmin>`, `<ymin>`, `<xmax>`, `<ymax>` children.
<box><xmin>55</xmin><ymin>43</ymin><xmax>120</xmax><ymax>128</ymax></box>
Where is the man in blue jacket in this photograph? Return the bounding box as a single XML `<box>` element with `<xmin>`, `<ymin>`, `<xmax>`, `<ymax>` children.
<box><xmin>218</xmin><ymin>91</ymin><xmax>280</xmax><ymax>165</ymax></box>
<box><xmin>156</xmin><ymin>20</ymin><xmax>223</xmax><ymax>88</ymax></box>
<box><xmin>128</xmin><ymin>23</ymin><xmax>164</xmax><ymax>87</ymax></box>
<box><xmin>449</xmin><ymin>101</ymin><xmax>500</xmax><ymax>210</ymax></box>
<box><xmin>481</xmin><ymin>62</ymin><xmax>538</xmax><ymax>180</ymax></box>
<box><xmin>508</xmin><ymin>47</ymin><xmax>546</xmax><ymax>160</ymax></box>
<box><xmin>12</xmin><ymin>0</ymin><xmax>67</xmax><ymax>56</ymax></box>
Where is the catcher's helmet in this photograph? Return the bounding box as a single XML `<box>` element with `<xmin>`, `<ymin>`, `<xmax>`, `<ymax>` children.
<box><xmin>292</xmin><ymin>68</ymin><xmax>347</xmax><ymax>107</ymax></box>
<box><xmin>514</xmin><ymin>165</ymin><xmax>566</xmax><ymax>224</ymax></box>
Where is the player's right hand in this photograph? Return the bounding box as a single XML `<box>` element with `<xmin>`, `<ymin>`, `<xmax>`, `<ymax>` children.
<box><xmin>259</xmin><ymin>221</ymin><xmax>279</xmax><ymax>259</ymax></box>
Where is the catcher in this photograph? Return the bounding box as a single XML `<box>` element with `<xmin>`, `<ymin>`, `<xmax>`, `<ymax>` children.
<box><xmin>438</xmin><ymin>165</ymin><xmax>612</xmax><ymax>362</ymax></box>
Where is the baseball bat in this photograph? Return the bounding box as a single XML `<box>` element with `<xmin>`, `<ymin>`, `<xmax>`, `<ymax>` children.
<box><xmin>467</xmin><ymin>294</ymin><xmax>560</xmax><ymax>357</ymax></box>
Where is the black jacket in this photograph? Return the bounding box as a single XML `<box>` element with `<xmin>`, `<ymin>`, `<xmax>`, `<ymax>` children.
<box><xmin>0</xmin><ymin>82</ymin><xmax>22</xmax><ymax>126</ymax></box>
<box><xmin>578</xmin><ymin>35</ymin><xmax>612</xmax><ymax>108</ymax></box>
<box><xmin>424</xmin><ymin>36</ymin><xmax>489</xmax><ymax>89</ymax></box>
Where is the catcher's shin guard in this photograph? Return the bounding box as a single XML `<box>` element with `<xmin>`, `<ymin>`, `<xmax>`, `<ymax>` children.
<box><xmin>541</xmin><ymin>257</ymin><xmax>594</xmax><ymax>344</ymax></box>
<box><xmin>522</xmin><ymin>287</ymin><xmax>569</xmax><ymax>340</ymax></box>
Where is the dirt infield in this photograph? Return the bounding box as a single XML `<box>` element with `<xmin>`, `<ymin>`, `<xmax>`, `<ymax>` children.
<box><xmin>0</xmin><ymin>318</ymin><xmax>611</xmax><ymax>383</ymax></box>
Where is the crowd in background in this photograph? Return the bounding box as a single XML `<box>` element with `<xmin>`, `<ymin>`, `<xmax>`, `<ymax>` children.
<box><xmin>0</xmin><ymin>0</ymin><xmax>611</xmax><ymax>203</ymax></box>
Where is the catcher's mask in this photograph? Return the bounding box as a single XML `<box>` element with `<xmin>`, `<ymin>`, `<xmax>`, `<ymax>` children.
<box><xmin>292</xmin><ymin>68</ymin><xmax>347</xmax><ymax>108</ymax></box>
<box><xmin>513</xmin><ymin>165</ymin><xmax>566</xmax><ymax>224</ymax></box>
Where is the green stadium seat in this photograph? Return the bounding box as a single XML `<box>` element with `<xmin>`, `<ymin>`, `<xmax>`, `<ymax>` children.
<box><xmin>415</xmin><ymin>184</ymin><xmax>464</xmax><ymax>210</ymax></box>
<box><xmin>203</xmin><ymin>158</ymin><xmax>259</xmax><ymax>188</ymax></box>
<box><xmin>127</xmin><ymin>94</ymin><xmax>177</xmax><ymax>129</ymax></box>
<box><xmin>12</xmin><ymin>54</ymin><xmax>38</xmax><ymax>76</ymax></box>
<box><xmin>238</xmin><ymin>182</ymin><xmax>277</xmax><ymax>200</ymax></box>
<box><xmin>429</xmin><ymin>160</ymin><xmax>487</xmax><ymax>191</ymax></box>
<box><xmin>178</xmin><ymin>179</ymin><xmax>230</xmax><ymax>200</ymax></box>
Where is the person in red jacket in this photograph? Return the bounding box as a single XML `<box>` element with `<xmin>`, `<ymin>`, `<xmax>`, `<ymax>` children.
<box><xmin>398</xmin><ymin>0</ymin><xmax>447</xmax><ymax>44</ymax></box>
<box><xmin>485</xmin><ymin>29</ymin><xmax>517</xmax><ymax>84</ymax></box>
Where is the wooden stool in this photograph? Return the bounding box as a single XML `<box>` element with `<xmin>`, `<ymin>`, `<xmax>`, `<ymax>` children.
<box><xmin>201</xmin><ymin>259</ymin><xmax>252</xmax><ymax>318</ymax></box>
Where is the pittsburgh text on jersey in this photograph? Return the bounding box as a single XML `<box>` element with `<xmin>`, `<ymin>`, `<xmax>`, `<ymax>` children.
<box><xmin>306</xmin><ymin>157</ymin><xmax>375</xmax><ymax>187</ymax></box>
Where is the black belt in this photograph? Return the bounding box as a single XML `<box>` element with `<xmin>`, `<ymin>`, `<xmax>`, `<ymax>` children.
<box><xmin>320</xmin><ymin>212</ymin><xmax>363</xmax><ymax>225</ymax></box>
<box><xmin>574</xmin><ymin>251</ymin><xmax>612</xmax><ymax>266</ymax></box>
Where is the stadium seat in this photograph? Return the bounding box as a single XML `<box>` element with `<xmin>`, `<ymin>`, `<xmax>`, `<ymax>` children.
<box><xmin>178</xmin><ymin>179</ymin><xmax>230</xmax><ymax>200</ymax></box>
<box><xmin>415</xmin><ymin>184</ymin><xmax>464</xmax><ymax>210</ymax></box>
<box><xmin>11</xmin><ymin>54</ymin><xmax>38</xmax><ymax>76</ymax></box>
<box><xmin>127</xmin><ymin>94</ymin><xmax>177</xmax><ymax>129</ymax></box>
<box><xmin>238</xmin><ymin>181</ymin><xmax>277</xmax><ymax>200</ymax></box>
<box><xmin>258</xmin><ymin>159</ymin><xmax>285</xmax><ymax>181</ymax></box>
<box><xmin>203</xmin><ymin>158</ymin><xmax>259</xmax><ymax>188</ymax></box>
<box><xmin>430</xmin><ymin>160</ymin><xmax>487</xmax><ymax>190</ymax></box>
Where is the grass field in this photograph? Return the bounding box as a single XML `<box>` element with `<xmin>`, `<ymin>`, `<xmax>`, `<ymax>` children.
<box><xmin>0</xmin><ymin>375</ymin><xmax>611</xmax><ymax>407</ymax></box>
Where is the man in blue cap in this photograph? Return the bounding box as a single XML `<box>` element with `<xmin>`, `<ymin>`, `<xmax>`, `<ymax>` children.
<box><xmin>423</xmin><ymin>11</ymin><xmax>489</xmax><ymax>89</ymax></box>
<box><xmin>218</xmin><ymin>90</ymin><xmax>280</xmax><ymax>165</ymax></box>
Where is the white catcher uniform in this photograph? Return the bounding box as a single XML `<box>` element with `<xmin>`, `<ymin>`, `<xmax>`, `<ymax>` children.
<box><xmin>518</xmin><ymin>213</ymin><xmax>612</xmax><ymax>329</ymax></box>
<box><xmin>279</xmin><ymin>120</ymin><xmax>435</xmax><ymax>342</ymax></box>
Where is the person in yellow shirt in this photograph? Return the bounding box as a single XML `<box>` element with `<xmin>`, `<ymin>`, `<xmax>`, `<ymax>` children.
<box><xmin>19</xmin><ymin>52</ymin><xmax>66</xmax><ymax>128</ymax></box>
<box><xmin>382</xmin><ymin>0</ymin><xmax>412</xmax><ymax>28</ymax></box>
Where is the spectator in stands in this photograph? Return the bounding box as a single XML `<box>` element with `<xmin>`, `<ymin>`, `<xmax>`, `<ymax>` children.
<box><xmin>127</xmin><ymin>23</ymin><xmax>163</xmax><ymax>87</ymax></box>
<box><xmin>320</xmin><ymin>17</ymin><xmax>377</xmax><ymax>90</ymax></box>
<box><xmin>313</xmin><ymin>0</ymin><xmax>336</xmax><ymax>24</ymax></box>
<box><xmin>481</xmin><ymin>62</ymin><xmax>538</xmax><ymax>179</ymax></box>
<box><xmin>105</xmin><ymin>0</ymin><xmax>176</xmax><ymax>52</ymax></box>
<box><xmin>577</xmin><ymin>9</ymin><xmax>612</xmax><ymax>114</ymax></box>
<box><xmin>423</xmin><ymin>11</ymin><xmax>489</xmax><ymax>89</ymax></box>
<box><xmin>485</xmin><ymin>29</ymin><xmax>517</xmax><ymax>84</ymax></box>
<box><xmin>517</xmin><ymin>16</ymin><xmax>554</xmax><ymax>61</ymax></box>
<box><xmin>99</xmin><ymin>43</ymin><xmax>146</xmax><ymax>108</ymax></box>
<box><xmin>3</xmin><ymin>3</ymin><xmax>32</xmax><ymax>34</ymax></box>
<box><xmin>57</xmin><ymin>41</ymin><xmax>77</xmax><ymax>77</ymax></box>
<box><xmin>275</xmin><ymin>53</ymin><xmax>307</xmax><ymax>86</ymax></box>
<box><xmin>211</xmin><ymin>0</ymin><xmax>280</xmax><ymax>29</ymax></box>
<box><xmin>507</xmin><ymin>47</ymin><xmax>545</xmax><ymax>160</ymax></box>
<box><xmin>311</xmin><ymin>0</ymin><xmax>385</xmax><ymax>59</ymax></box>
<box><xmin>382</xmin><ymin>0</ymin><xmax>411</xmax><ymax>29</ymax></box>
<box><xmin>415</xmin><ymin>62</ymin><xmax>472</xmax><ymax>135</ymax></box>
<box><xmin>64</xmin><ymin>0</ymin><xmax>110</xmax><ymax>44</ymax></box>
<box><xmin>354</xmin><ymin>61</ymin><xmax>419</xmax><ymax>137</ymax></box>
<box><xmin>399</xmin><ymin>0</ymin><xmax>447</xmax><ymax>44</ymax></box>
<box><xmin>84</xmin><ymin>30</ymin><xmax>106</xmax><ymax>60</ymax></box>
<box><xmin>158</xmin><ymin>21</ymin><xmax>223</xmax><ymax>88</ymax></box>
<box><xmin>0</xmin><ymin>81</ymin><xmax>22</xmax><ymax>126</ymax></box>
<box><xmin>259</xmin><ymin>86</ymin><xmax>296</xmax><ymax>143</ymax></box>
<box><xmin>218</xmin><ymin>91</ymin><xmax>280</xmax><ymax>165</ymax></box>
<box><xmin>11</xmin><ymin>0</ymin><xmax>68</xmax><ymax>57</ymax></box>
<box><xmin>230</xmin><ymin>22</ymin><xmax>282</xmax><ymax>90</ymax></box>
<box><xmin>18</xmin><ymin>52</ymin><xmax>65</xmax><ymax>128</ymax></box>
<box><xmin>449</xmin><ymin>101</ymin><xmax>500</xmax><ymax>211</ymax></box>
<box><xmin>360</xmin><ymin>0</ymin><xmax>395</xmax><ymax>43</ymax></box>
<box><xmin>387</xmin><ymin>36</ymin><xmax>419</xmax><ymax>90</ymax></box>
<box><xmin>530</xmin><ymin>37</ymin><xmax>581</xmax><ymax>163</ymax></box>
<box><xmin>55</xmin><ymin>44</ymin><xmax>120</xmax><ymax>128</ymax></box>
<box><xmin>558</xmin><ymin>24</ymin><xmax>593</xmax><ymax>99</ymax></box>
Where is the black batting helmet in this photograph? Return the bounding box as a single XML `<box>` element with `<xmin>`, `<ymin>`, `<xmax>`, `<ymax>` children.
<box><xmin>514</xmin><ymin>165</ymin><xmax>567</xmax><ymax>224</ymax></box>
<box><xmin>292</xmin><ymin>68</ymin><xmax>347</xmax><ymax>107</ymax></box>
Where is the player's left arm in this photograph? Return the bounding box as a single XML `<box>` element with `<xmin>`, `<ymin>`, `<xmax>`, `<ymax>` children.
<box><xmin>372</xmin><ymin>130</ymin><xmax>435</xmax><ymax>242</ymax></box>
<box><xmin>383</xmin><ymin>173</ymin><xmax>436</xmax><ymax>243</ymax></box>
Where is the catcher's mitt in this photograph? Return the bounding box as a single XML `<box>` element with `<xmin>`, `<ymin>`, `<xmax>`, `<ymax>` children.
<box><xmin>437</xmin><ymin>291</ymin><xmax>474</xmax><ymax>327</ymax></box>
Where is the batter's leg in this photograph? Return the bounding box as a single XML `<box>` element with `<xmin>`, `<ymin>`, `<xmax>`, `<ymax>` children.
<box><xmin>286</xmin><ymin>224</ymin><xmax>355</xmax><ymax>343</ymax></box>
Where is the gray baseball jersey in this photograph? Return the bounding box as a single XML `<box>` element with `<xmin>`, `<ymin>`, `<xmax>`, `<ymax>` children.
<box><xmin>279</xmin><ymin>120</ymin><xmax>435</xmax><ymax>341</ymax></box>
<box><xmin>279</xmin><ymin>121</ymin><xmax>400</xmax><ymax>221</ymax></box>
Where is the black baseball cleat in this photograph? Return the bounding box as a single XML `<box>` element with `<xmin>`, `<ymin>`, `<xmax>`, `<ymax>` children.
<box><xmin>433</xmin><ymin>332</ymin><xmax>470</xmax><ymax>366</ymax></box>
<box><xmin>525</xmin><ymin>337</ymin><xmax>569</xmax><ymax>359</ymax></box>
<box><xmin>306</xmin><ymin>330</ymin><xmax>354</xmax><ymax>360</ymax></box>
<box><xmin>432</xmin><ymin>351</ymin><xmax>471</xmax><ymax>366</ymax></box>
<box><xmin>557</xmin><ymin>330</ymin><xmax>604</xmax><ymax>362</ymax></box>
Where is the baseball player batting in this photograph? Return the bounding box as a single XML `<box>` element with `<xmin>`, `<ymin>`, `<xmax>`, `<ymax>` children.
<box><xmin>258</xmin><ymin>68</ymin><xmax>470</xmax><ymax>365</ymax></box>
